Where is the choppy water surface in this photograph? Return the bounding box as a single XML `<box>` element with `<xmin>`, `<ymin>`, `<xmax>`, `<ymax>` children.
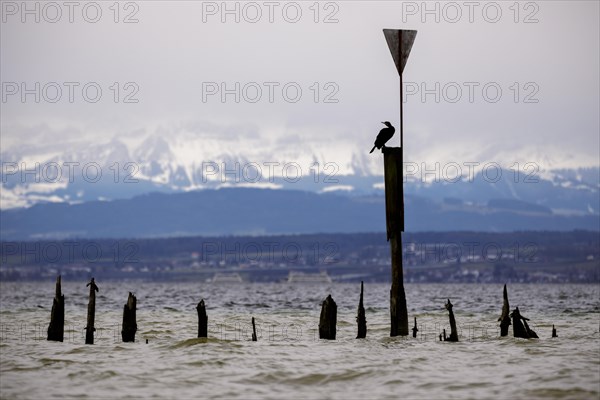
<box><xmin>0</xmin><ymin>282</ymin><xmax>598</xmax><ymax>399</ymax></box>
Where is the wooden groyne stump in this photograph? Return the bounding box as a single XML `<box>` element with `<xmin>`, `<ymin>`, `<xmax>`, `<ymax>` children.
<box><xmin>319</xmin><ymin>294</ymin><xmax>337</xmax><ymax>340</ymax></box>
<box><xmin>510</xmin><ymin>307</ymin><xmax>538</xmax><ymax>339</ymax></box>
<box><xmin>47</xmin><ymin>275</ymin><xmax>64</xmax><ymax>342</ymax></box>
<box><xmin>121</xmin><ymin>292</ymin><xmax>137</xmax><ymax>342</ymax></box>
<box><xmin>412</xmin><ymin>317</ymin><xmax>418</xmax><ymax>338</ymax></box>
<box><xmin>498</xmin><ymin>284</ymin><xmax>511</xmax><ymax>337</ymax></box>
<box><xmin>85</xmin><ymin>278</ymin><xmax>99</xmax><ymax>345</ymax></box>
<box><xmin>444</xmin><ymin>299</ymin><xmax>459</xmax><ymax>342</ymax></box>
<box><xmin>356</xmin><ymin>282</ymin><xmax>367</xmax><ymax>339</ymax></box>
<box><xmin>552</xmin><ymin>325</ymin><xmax>557</xmax><ymax>338</ymax></box>
<box><xmin>252</xmin><ymin>317</ymin><xmax>257</xmax><ymax>341</ymax></box>
<box><xmin>196</xmin><ymin>299</ymin><xmax>208</xmax><ymax>338</ymax></box>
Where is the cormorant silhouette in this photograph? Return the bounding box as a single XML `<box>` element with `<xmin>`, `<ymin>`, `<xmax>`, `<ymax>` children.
<box><xmin>369</xmin><ymin>121</ymin><xmax>395</xmax><ymax>153</ymax></box>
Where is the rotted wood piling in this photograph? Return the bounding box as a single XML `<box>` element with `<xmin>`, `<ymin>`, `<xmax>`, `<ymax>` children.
<box><xmin>498</xmin><ymin>284</ymin><xmax>511</xmax><ymax>337</ymax></box>
<box><xmin>444</xmin><ymin>299</ymin><xmax>458</xmax><ymax>342</ymax></box>
<box><xmin>85</xmin><ymin>278</ymin><xmax>99</xmax><ymax>345</ymax></box>
<box><xmin>47</xmin><ymin>275</ymin><xmax>64</xmax><ymax>342</ymax></box>
<box><xmin>252</xmin><ymin>317</ymin><xmax>257</xmax><ymax>341</ymax></box>
<box><xmin>356</xmin><ymin>282</ymin><xmax>367</xmax><ymax>339</ymax></box>
<box><xmin>197</xmin><ymin>299</ymin><xmax>208</xmax><ymax>338</ymax></box>
<box><xmin>510</xmin><ymin>307</ymin><xmax>538</xmax><ymax>339</ymax></box>
<box><xmin>319</xmin><ymin>294</ymin><xmax>337</xmax><ymax>340</ymax></box>
<box><xmin>121</xmin><ymin>292</ymin><xmax>137</xmax><ymax>342</ymax></box>
<box><xmin>412</xmin><ymin>317</ymin><xmax>418</xmax><ymax>338</ymax></box>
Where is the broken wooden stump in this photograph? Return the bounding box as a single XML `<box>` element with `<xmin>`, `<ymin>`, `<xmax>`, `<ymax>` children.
<box><xmin>319</xmin><ymin>294</ymin><xmax>337</xmax><ymax>340</ymax></box>
<box><xmin>252</xmin><ymin>317</ymin><xmax>257</xmax><ymax>341</ymax></box>
<box><xmin>510</xmin><ymin>307</ymin><xmax>538</xmax><ymax>339</ymax></box>
<box><xmin>85</xmin><ymin>278</ymin><xmax>99</xmax><ymax>345</ymax></box>
<box><xmin>196</xmin><ymin>299</ymin><xmax>208</xmax><ymax>338</ymax></box>
<box><xmin>511</xmin><ymin>307</ymin><xmax>528</xmax><ymax>338</ymax></box>
<box><xmin>444</xmin><ymin>299</ymin><xmax>458</xmax><ymax>342</ymax></box>
<box><xmin>552</xmin><ymin>325</ymin><xmax>557</xmax><ymax>338</ymax></box>
<box><xmin>522</xmin><ymin>317</ymin><xmax>539</xmax><ymax>338</ymax></box>
<box><xmin>47</xmin><ymin>275</ymin><xmax>65</xmax><ymax>342</ymax></box>
<box><xmin>412</xmin><ymin>317</ymin><xmax>418</xmax><ymax>338</ymax></box>
<box><xmin>442</xmin><ymin>329</ymin><xmax>447</xmax><ymax>341</ymax></box>
<box><xmin>356</xmin><ymin>281</ymin><xmax>367</xmax><ymax>339</ymax></box>
<box><xmin>498</xmin><ymin>284</ymin><xmax>511</xmax><ymax>337</ymax></box>
<box><xmin>121</xmin><ymin>292</ymin><xmax>137</xmax><ymax>342</ymax></box>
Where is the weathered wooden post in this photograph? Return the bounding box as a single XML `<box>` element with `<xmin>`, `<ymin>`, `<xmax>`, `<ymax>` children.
<box><xmin>384</xmin><ymin>147</ymin><xmax>409</xmax><ymax>337</ymax></box>
<box><xmin>356</xmin><ymin>281</ymin><xmax>367</xmax><ymax>339</ymax></box>
<box><xmin>498</xmin><ymin>284</ymin><xmax>511</xmax><ymax>336</ymax></box>
<box><xmin>444</xmin><ymin>299</ymin><xmax>459</xmax><ymax>342</ymax></box>
<box><xmin>522</xmin><ymin>315</ymin><xmax>539</xmax><ymax>339</ymax></box>
<box><xmin>85</xmin><ymin>277</ymin><xmax>98</xmax><ymax>345</ymax></box>
<box><xmin>552</xmin><ymin>325</ymin><xmax>557</xmax><ymax>338</ymax></box>
<box><xmin>510</xmin><ymin>307</ymin><xmax>538</xmax><ymax>339</ymax></box>
<box><xmin>511</xmin><ymin>307</ymin><xmax>528</xmax><ymax>338</ymax></box>
<box><xmin>121</xmin><ymin>292</ymin><xmax>137</xmax><ymax>342</ymax></box>
<box><xmin>251</xmin><ymin>317</ymin><xmax>257</xmax><ymax>341</ymax></box>
<box><xmin>412</xmin><ymin>317</ymin><xmax>418</xmax><ymax>338</ymax></box>
<box><xmin>196</xmin><ymin>299</ymin><xmax>207</xmax><ymax>338</ymax></box>
<box><xmin>319</xmin><ymin>294</ymin><xmax>337</xmax><ymax>340</ymax></box>
<box><xmin>382</xmin><ymin>29</ymin><xmax>417</xmax><ymax>337</ymax></box>
<box><xmin>47</xmin><ymin>275</ymin><xmax>64</xmax><ymax>342</ymax></box>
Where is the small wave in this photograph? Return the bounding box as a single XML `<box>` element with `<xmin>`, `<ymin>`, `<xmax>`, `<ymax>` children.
<box><xmin>168</xmin><ymin>337</ymin><xmax>245</xmax><ymax>349</ymax></box>
<box><xmin>525</xmin><ymin>387</ymin><xmax>599</xmax><ymax>399</ymax></box>
<box><xmin>39</xmin><ymin>357</ymin><xmax>76</xmax><ymax>366</ymax></box>
<box><xmin>170</xmin><ymin>338</ymin><xmax>210</xmax><ymax>348</ymax></box>
<box><xmin>65</xmin><ymin>347</ymin><xmax>88</xmax><ymax>354</ymax></box>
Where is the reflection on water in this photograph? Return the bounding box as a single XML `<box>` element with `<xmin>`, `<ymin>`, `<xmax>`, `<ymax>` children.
<box><xmin>1</xmin><ymin>282</ymin><xmax>599</xmax><ymax>399</ymax></box>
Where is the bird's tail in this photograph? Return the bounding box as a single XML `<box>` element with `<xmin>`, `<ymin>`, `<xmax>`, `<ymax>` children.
<box><xmin>369</xmin><ymin>146</ymin><xmax>376</xmax><ymax>154</ymax></box>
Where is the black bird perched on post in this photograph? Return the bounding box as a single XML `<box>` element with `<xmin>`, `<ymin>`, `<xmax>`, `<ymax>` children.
<box><xmin>369</xmin><ymin>121</ymin><xmax>395</xmax><ymax>153</ymax></box>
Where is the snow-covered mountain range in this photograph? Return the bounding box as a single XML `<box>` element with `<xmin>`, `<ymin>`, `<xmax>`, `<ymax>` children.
<box><xmin>1</xmin><ymin>129</ymin><xmax>599</xmax><ymax>218</ymax></box>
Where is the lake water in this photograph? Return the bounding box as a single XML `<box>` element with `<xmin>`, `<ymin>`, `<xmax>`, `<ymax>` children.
<box><xmin>0</xmin><ymin>282</ymin><xmax>598</xmax><ymax>399</ymax></box>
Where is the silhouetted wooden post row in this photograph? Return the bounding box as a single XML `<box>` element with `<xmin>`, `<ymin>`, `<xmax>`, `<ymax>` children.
<box><xmin>85</xmin><ymin>278</ymin><xmax>99</xmax><ymax>344</ymax></box>
<box><xmin>121</xmin><ymin>292</ymin><xmax>137</xmax><ymax>342</ymax></box>
<box><xmin>197</xmin><ymin>299</ymin><xmax>208</xmax><ymax>338</ymax></box>
<box><xmin>319</xmin><ymin>294</ymin><xmax>337</xmax><ymax>340</ymax></box>
<box><xmin>356</xmin><ymin>281</ymin><xmax>367</xmax><ymax>339</ymax></box>
<box><xmin>382</xmin><ymin>28</ymin><xmax>417</xmax><ymax>336</ymax></box>
<box><xmin>47</xmin><ymin>275</ymin><xmax>64</xmax><ymax>342</ymax></box>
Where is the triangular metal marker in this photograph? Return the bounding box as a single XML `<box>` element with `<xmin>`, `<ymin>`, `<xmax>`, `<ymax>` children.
<box><xmin>383</xmin><ymin>29</ymin><xmax>417</xmax><ymax>75</ymax></box>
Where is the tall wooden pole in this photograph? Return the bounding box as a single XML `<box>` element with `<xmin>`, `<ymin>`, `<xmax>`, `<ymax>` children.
<box><xmin>382</xmin><ymin>28</ymin><xmax>417</xmax><ymax>337</ymax></box>
<box><xmin>385</xmin><ymin>147</ymin><xmax>408</xmax><ymax>336</ymax></box>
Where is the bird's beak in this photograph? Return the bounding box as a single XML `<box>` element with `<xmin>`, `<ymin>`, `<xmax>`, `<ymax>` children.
<box><xmin>381</xmin><ymin>121</ymin><xmax>385</xmax><ymax>124</ymax></box>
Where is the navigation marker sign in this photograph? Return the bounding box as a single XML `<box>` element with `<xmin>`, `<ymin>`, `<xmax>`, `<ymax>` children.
<box><xmin>383</xmin><ymin>29</ymin><xmax>417</xmax><ymax>75</ymax></box>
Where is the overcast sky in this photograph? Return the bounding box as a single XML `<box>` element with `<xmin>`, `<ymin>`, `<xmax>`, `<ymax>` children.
<box><xmin>2</xmin><ymin>0</ymin><xmax>599</xmax><ymax>171</ymax></box>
